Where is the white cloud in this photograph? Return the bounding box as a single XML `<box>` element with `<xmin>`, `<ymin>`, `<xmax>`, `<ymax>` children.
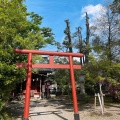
<box><xmin>81</xmin><ymin>4</ymin><xmax>107</xmax><ymax>26</ymax></box>
<box><xmin>81</xmin><ymin>4</ymin><xmax>106</xmax><ymax>17</ymax></box>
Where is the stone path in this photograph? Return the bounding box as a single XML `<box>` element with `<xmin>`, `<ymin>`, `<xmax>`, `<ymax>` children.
<box><xmin>29</xmin><ymin>99</ymin><xmax>75</xmax><ymax>120</ymax></box>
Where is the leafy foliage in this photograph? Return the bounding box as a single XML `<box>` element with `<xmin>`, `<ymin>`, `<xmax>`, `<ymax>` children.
<box><xmin>54</xmin><ymin>69</ymin><xmax>70</xmax><ymax>94</ymax></box>
<box><xmin>0</xmin><ymin>0</ymin><xmax>55</xmax><ymax>114</ymax></box>
<box><xmin>110</xmin><ymin>0</ymin><xmax>120</xmax><ymax>13</ymax></box>
<box><xmin>86</xmin><ymin>5</ymin><xmax>120</xmax><ymax>98</ymax></box>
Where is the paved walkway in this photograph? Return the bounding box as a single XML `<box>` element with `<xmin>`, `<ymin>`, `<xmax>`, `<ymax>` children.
<box><xmin>29</xmin><ymin>98</ymin><xmax>76</xmax><ymax>120</ymax></box>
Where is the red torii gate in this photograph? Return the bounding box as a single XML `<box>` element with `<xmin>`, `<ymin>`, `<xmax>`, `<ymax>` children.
<box><xmin>14</xmin><ymin>49</ymin><xmax>83</xmax><ymax>120</ymax></box>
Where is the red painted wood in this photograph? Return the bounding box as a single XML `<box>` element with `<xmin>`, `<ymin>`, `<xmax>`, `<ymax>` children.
<box><xmin>69</xmin><ymin>55</ymin><xmax>78</xmax><ymax>113</ymax></box>
<box><xmin>23</xmin><ymin>53</ymin><xmax>32</xmax><ymax>119</ymax></box>
<box><xmin>16</xmin><ymin>63</ymin><xmax>81</xmax><ymax>69</ymax></box>
<box><xmin>49</xmin><ymin>55</ymin><xmax>54</xmax><ymax>65</ymax></box>
<box><xmin>14</xmin><ymin>49</ymin><xmax>83</xmax><ymax>57</ymax></box>
<box><xmin>14</xmin><ymin>49</ymin><xmax>83</xmax><ymax>119</ymax></box>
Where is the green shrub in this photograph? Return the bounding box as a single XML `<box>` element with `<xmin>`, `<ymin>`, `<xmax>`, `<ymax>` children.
<box><xmin>77</xmin><ymin>93</ymin><xmax>90</xmax><ymax>103</ymax></box>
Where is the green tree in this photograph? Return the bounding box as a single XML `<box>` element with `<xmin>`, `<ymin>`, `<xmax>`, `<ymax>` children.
<box><xmin>62</xmin><ymin>19</ymin><xmax>73</xmax><ymax>52</ymax></box>
<box><xmin>91</xmin><ymin>5</ymin><xmax>120</xmax><ymax>64</ymax></box>
<box><xmin>110</xmin><ymin>0</ymin><xmax>120</xmax><ymax>13</ymax></box>
<box><xmin>85</xmin><ymin>12</ymin><xmax>90</xmax><ymax>63</ymax></box>
<box><xmin>54</xmin><ymin>54</ymin><xmax>82</xmax><ymax>95</ymax></box>
<box><xmin>83</xmin><ymin>5</ymin><xmax>120</xmax><ymax>97</ymax></box>
<box><xmin>73</xmin><ymin>27</ymin><xmax>84</xmax><ymax>65</ymax></box>
<box><xmin>73</xmin><ymin>12</ymin><xmax>90</xmax><ymax>64</ymax></box>
<box><xmin>54</xmin><ymin>69</ymin><xmax>70</xmax><ymax>95</ymax></box>
<box><xmin>0</xmin><ymin>0</ymin><xmax>55</xmax><ymax>114</ymax></box>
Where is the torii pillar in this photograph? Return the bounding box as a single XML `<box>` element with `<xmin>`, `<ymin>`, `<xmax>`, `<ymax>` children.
<box><xmin>14</xmin><ymin>49</ymin><xmax>83</xmax><ymax>120</ymax></box>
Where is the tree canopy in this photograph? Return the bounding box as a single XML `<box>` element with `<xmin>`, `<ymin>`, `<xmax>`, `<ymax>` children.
<box><xmin>55</xmin><ymin>3</ymin><xmax>120</xmax><ymax>99</ymax></box>
<box><xmin>0</xmin><ymin>0</ymin><xmax>55</xmax><ymax>112</ymax></box>
<box><xmin>111</xmin><ymin>0</ymin><xmax>120</xmax><ymax>13</ymax></box>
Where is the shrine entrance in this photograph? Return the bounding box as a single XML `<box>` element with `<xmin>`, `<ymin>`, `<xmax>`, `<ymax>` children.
<box><xmin>14</xmin><ymin>49</ymin><xmax>83</xmax><ymax>120</ymax></box>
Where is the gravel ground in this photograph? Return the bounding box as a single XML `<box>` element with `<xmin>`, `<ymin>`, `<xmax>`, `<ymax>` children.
<box><xmin>79</xmin><ymin>104</ymin><xmax>120</xmax><ymax>120</ymax></box>
<box><xmin>46</xmin><ymin>99</ymin><xmax>120</xmax><ymax>120</ymax></box>
<box><xmin>8</xmin><ymin>98</ymin><xmax>120</xmax><ymax>120</ymax></box>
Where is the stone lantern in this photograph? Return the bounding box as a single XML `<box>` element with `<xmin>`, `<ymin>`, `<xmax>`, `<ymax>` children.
<box><xmin>79</xmin><ymin>73</ymin><xmax>85</xmax><ymax>94</ymax></box>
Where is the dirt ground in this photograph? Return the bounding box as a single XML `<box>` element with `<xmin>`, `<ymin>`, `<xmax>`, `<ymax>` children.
<box><xmin>8</xmin><ymin>97</ymin><xmax>120</xmax><ymax>120</ymax></box>
<box><xmin>78</xmin><ymin>103</ymin><xmax>120</xmax><ymax>120</ymax></box>
<box><xmin>48</xmin><ymin>98</ymin><xmax>120</xmax><ymax>120</ymax></box>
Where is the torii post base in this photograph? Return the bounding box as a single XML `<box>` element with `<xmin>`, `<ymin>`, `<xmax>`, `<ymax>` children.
<box><xmin>74</xmin><ymin>113</ymin><xmax>80</xmax><ymax>120</ymax></box>
<box><xmin>22</xmin><ymin>118</ymin><xmax>29</xmax><ymax>120</ymax></box>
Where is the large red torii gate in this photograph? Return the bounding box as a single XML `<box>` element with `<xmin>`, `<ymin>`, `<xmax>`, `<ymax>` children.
<box><xmin>14</xmin><ymin>49</ymin><xmax>83</xmax><ymax>120</ymax></box>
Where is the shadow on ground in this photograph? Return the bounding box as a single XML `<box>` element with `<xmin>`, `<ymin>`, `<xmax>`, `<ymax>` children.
<box><xmin>30</xmin><ymin>110</ymin><xmax>68</xmax><ymax>120</ymax></box>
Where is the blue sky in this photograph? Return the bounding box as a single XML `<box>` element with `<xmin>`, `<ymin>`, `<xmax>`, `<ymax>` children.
<box><xmin>25</xmin><ymin>0</ymin><xmax>113</xmax><ymax>51</ymax></box>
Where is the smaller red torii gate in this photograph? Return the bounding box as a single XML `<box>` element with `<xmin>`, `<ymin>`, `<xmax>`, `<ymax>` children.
<box><xmin>14</xmin><ymin>49</ymin><xmax>83</xmax><ymax>120</ymax></box>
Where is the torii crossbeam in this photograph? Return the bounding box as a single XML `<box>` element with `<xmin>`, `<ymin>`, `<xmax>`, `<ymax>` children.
<box><xmin>14</xmin><ymin>49</ymin><xmax>83</xmax><ymax>120</ymax></box>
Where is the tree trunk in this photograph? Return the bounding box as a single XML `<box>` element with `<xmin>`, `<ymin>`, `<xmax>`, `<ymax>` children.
<box><xmin>64</xmin><ymin>19</ymin><xmax>73</xmax><ymax>52</ymax></box>
<box><xmin>85</xmin><ymin>12</ymin><xmax>90</xmax><ymax>63</ymax></box>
